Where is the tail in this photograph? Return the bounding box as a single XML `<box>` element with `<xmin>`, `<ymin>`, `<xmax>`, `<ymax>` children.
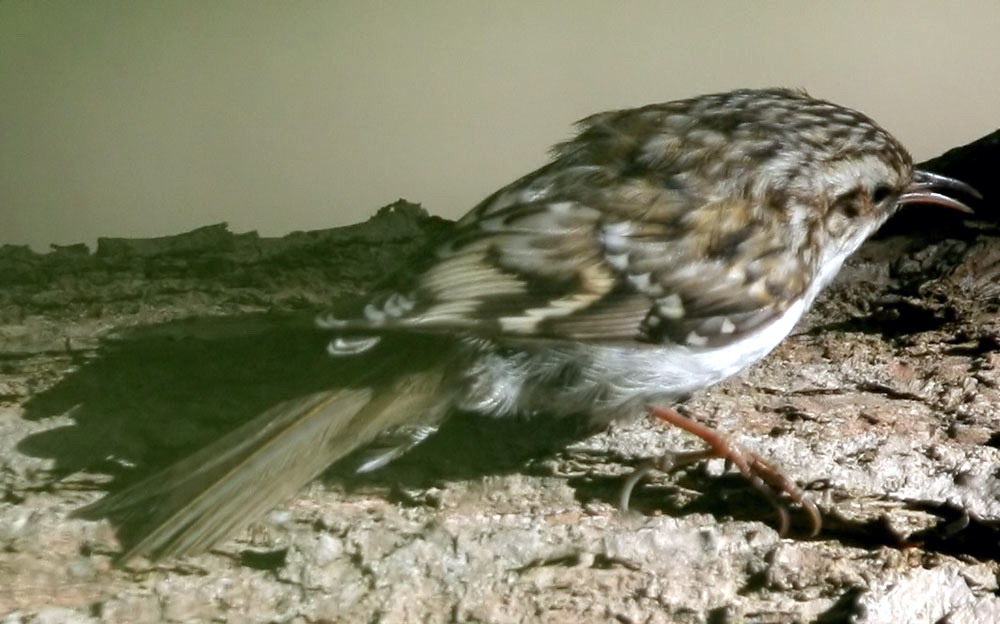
<box><xmin>75</xmin><ymin>358</ymin><xmax>454</xmax><ymax>562</ymax></box>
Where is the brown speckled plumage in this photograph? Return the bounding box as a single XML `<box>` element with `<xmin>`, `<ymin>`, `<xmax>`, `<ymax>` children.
<box><xmin>79</xmin><ymin>88</ymin><xmax>977</xmax><ymax>561</ymax></box>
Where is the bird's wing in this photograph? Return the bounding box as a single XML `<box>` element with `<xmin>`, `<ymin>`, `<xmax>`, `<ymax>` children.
<box><xmin>328</xmin><ymin>160</ymin><xmax>814</xmax><ymax>349</ymax></box>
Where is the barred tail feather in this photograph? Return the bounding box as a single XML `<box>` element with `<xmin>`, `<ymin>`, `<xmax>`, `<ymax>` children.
<box><xmin>76</xmin><ymin>364</ymin><xmax>452</xmax><ymax>562</ymax></box>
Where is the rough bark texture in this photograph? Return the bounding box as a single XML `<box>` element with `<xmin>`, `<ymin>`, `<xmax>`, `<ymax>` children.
<box><xmin>2</xmin><ymin>132</ymin><xmax>1000</xmax><ymax>623</ymax></box>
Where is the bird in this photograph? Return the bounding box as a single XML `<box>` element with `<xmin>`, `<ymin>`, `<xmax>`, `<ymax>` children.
<box><xmin>77</xmin><ymin>88</ymin><xmax>978</xmax><ymax>562</ymax></box>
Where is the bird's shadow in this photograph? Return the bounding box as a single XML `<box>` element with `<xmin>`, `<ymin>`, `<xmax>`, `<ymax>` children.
<box><xmin>9</xmin><ymin>312</ymin><xmax>886</xmax><ymax>549</ymax></box>
<box><xmin>17</xmin><ymin>313</ymin><xmax>593</xmax><ymax>510</ymax></box>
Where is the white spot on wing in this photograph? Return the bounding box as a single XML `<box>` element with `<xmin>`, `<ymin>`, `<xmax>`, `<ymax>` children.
<box><xmin>605</xmin><ymin>251</ymin><xmax>629</xmax><ymax>270</ymax></box>
<box><xmin>364</xmin><ymin>303</ymin><xmax>386</xmax><ymax>323</ymax></box>
<box><xmin>657</xmin><ymin>294</ymin><xmax>685</xmax><ymax>319</ymax></box>
<box><xmin>316</xmin><ymin>314</ymin><xmax>348</xmax><ymax>329</ymax></box>
<box><xmin>685</xmin><ymin>331</ymin><xmax>708</xmax><ymax>347</ymax></box>
<box><xmin>327</xmin><ymin>336</ymin><xmax>381</xmax><ymax>356</ymax></box>
<box><xmin>628</xmin><ymin>272</ymin><xmax>651</xmax><ymax>291</ymax></box>
<box><xmin>383</xmin><ymin>293</ymin><xmax>415</xmax><ymax>317</ymax></box>
<box><xmin>499</xmin><ymin>316</ymin><xmax>541</xmax><ymax>333</ymax></box>
<box><xmin>600</xmin><ymin>221</ymin><xmax>632</xmax><ymax>254</ymax></box>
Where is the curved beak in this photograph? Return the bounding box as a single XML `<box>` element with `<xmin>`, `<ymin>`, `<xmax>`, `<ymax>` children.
<box><xmin>898</xmin><ymin>170</ymin><xmax>981</xmax><ymax>213</ymax></box>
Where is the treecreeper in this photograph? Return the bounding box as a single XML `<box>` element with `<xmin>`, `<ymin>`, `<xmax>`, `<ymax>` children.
<box><xmin>77</xmin><ymin>88</ymin><xmax>979</xmax><ymax>562</ymax></box>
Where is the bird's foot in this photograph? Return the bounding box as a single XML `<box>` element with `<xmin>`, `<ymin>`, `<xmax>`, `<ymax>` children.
<box><xmin>619</xmin><ymin>405</ymin><xmax>821</xmax><ymax>537</ymax></box>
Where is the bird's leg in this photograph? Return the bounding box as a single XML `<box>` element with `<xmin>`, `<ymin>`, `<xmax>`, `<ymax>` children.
<box><xmin>620</xmin><ymin>405</ymin><xmax>821</xmax><ymax>537</ymax></box>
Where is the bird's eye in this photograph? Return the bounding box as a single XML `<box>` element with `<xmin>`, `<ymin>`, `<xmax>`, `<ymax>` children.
<box><xmin>871</xmin><ymin>185</ymin><xmax>892</xmax><ymax>204</ymax></box>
